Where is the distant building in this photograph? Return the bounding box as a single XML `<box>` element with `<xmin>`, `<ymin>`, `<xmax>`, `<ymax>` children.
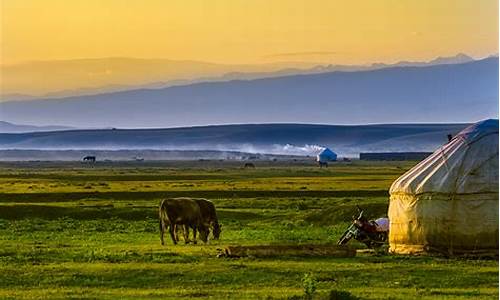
<box><xmin>317</xmin><ymin>148</ymin><xmax>337</xmax><ymax>162</ymax></box>
<box><xmin>359</xmin><ymin>152</ymin><xmax>432</xmax><ymax>161</ymax></box>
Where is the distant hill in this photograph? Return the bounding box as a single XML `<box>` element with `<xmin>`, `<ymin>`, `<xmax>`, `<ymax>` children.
<box><xmin>0</xmin><ymin>53</ymin><xmax>481</xmax><ymax>101</ymax></box>
<box><xmin>0</xmin><ymin>123</ymin><xmax>470</xmax><ymax>156</ymax></box>
<box><xmin>1</xmin><ymin>58</ymin><xmax>497</xmax><ymax>128</ymax></box>
<box><xmin>0</xmin><ymin>121</ymin><xmax>73</xmax><ymax>133</ymax></box>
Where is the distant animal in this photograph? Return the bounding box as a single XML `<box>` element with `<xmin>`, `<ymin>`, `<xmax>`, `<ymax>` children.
<box><xmin>244</xmin><ymin>163</ymin><xmax>255</xmax><ymax>168</ymax></box>
<box><xmin>318</xmin><ymin>161</ymin><xmax>328</xmax><ymax>168</ymax></box>
<box><xmin>82</xmin><ymin>156</ymin><xmax>96</xmax><ymax>162</ymax></box>
<box><xmin>159</xmin><ymin>198</ymin><xmax>209</xmax><ymax>245</ymax></box>
<box><xmin>194</xmin><ymin>199</ymin><xmax>222</xmax><ymax>240</ymax></box>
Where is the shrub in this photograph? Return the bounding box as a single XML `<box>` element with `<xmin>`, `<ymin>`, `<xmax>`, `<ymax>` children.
<box><xmin>302</xmin><ymin>273</ymin><xmax>317</xmax><ymax>300</ymax></box>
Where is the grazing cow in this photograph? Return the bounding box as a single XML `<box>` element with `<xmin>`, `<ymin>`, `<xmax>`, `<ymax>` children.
<box><xmin>159</xmin><ymin>198</ymin><xmax>209</xmax><ymax>245</ymax></box>
<box><xmin>194</xmin><ymin>199</ymin><xmax>222</xmax><ymax>240</ymax></box>
<box><xmin>318</xmin><ymin>161</ymin><xmax>328</xmax><ymax>168</ymax></box>
<box><xmin>83</xmin><ymin>156</ymin><xmax>96</xmax><ymax>162</ymax></box>
<box><xmin>244</xmin><ymin>163</ymin><xmax>255</xmax><ymax>168</ymax></box>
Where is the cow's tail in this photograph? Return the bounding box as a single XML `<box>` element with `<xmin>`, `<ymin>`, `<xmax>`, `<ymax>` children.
<box><xmin>159</xmin><ymin>199</ymin><xmax>167</xmax><ymax>245</ymax></box>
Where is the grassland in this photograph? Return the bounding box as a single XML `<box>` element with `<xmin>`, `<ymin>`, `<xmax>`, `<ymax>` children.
<box><xmin>0</xmin><ymin>160</ymin><xmax>497</xmax><ymax>299</ymax></box>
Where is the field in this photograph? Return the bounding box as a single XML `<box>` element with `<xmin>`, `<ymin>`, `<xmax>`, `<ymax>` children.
<box><xmin>0</xmin><ymin>160</ymin><xmax>497</xmax><ymax>299</ymax></box>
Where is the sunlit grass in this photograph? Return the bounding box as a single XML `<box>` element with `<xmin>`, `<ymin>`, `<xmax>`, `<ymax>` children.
<box><xmin>0</xmin><ymin>161</ymin><xmax>497</xmax><ymax>299</ymax></box>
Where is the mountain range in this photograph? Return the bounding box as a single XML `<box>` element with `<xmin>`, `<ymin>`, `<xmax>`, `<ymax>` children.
<box><xmin>0</xmin><ymin>57</ymin><xmax>497</xmax><ymax>128</ymax></box>
<box><xmin>0</xmin><ymin>58</ymin><xmax>320</xmax><ymax>100</ymax></box>
<box><xmin>0</xmin><ymin>53</ymin><xmax>481</xmax><ymax>101</ymax></box>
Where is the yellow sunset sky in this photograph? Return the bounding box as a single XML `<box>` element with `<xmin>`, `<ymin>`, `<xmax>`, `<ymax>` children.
<box><xmin>1</xmin><ymin>0</ymin><xmax>498</xmax><ymax>65</ymax></box>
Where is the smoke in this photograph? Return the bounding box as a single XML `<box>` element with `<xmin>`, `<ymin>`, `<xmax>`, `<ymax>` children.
<box><xmin>211</xmin><ymin>143</ymin><xmax>326</xmax><ymax>156</ymax></box>
<box><xmin>273</xmin><ymin>144</ymin><xmax>325</xmax><ymax>156</ymax></box>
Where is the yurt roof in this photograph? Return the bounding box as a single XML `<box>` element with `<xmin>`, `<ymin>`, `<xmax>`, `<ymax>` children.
<box><xmin>389</xmin><ymin>119</ymin><xmax>499</xmax><ymax>196</ymax></box>
<box><xmin>318</xmin><ymin>148</ymin><xmax>336</xmax><ymax>156</ymax></box>
<box><xmin>455</xmin><ymin>118</ymin><xmax>498</xmax><ymax>142</ymax></box>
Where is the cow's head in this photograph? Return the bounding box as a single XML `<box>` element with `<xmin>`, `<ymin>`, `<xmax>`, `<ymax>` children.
<box><xmin>213</xmin><ymin>223</ymin><xmax>222</xmax><ymax>240</ymax></box>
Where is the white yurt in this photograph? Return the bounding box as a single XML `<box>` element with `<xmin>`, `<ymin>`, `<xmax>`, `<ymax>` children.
<box><xmin>317</xmin><ymin>148</ymin><xmax>337</xmax><ymax>162</ymax></box>
<box><xmin>388</xmin><ymin>119</ymin><xmax>499</xmax><ymax>255</ymax></box>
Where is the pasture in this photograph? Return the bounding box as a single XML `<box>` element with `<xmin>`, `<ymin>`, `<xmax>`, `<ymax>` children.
<box><xmin>0</xmin><ymin>160</ymin><xmax>497</xmax><ymax>299</ymax></box>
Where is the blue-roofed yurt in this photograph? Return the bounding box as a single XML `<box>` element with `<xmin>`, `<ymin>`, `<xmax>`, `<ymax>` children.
<box><xmin>317</xmin><ymin>148</ymin><xmax>337</xmax><ymax>163</ymax></box>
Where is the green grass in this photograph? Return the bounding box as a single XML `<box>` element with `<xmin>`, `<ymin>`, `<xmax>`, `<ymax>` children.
<box><xmin>0</xmin><ymin>161</ymin><xmax>497</xmax><ymax>299</ymax></box>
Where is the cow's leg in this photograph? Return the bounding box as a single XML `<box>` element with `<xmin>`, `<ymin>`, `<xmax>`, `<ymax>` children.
<box><xmin>183</xmin><ymin>225</ymin><xmax>190</xmax><ymax>244</ymax></box>
<box><xmin>174</xmin><ymin>224</ymin><xmax>179</xmax><ymax>242</ymax></box>
<box><xmin>175</xmin><ymin>225</ymin><xmax>182</xmax><ymax>242</ymax></box>
<box><xmin>169</xmin><ymin>224</ymin><xmax>177</xmax><ymax>245</ymax></box>
<box><xmin>192</xmin><ymin>225</ymin><xmax>198</xmax><ymax>244</ymax></box>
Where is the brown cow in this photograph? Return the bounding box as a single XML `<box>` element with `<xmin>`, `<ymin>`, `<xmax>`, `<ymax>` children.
<box><xmin>159</xmin><ymin>198</ymin><xmax>209</xmax><ymax>245</ymax></box>
<box><xmin>195</xmin><ymin>199</ymin><xmax>222</xmax><ymax>240</ymax></box>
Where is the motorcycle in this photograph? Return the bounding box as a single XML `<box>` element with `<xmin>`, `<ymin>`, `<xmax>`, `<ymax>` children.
<box><xmin>337</xmin><ymin>206</ymin><xmax>388</xmax><ymax>249</ymax></box>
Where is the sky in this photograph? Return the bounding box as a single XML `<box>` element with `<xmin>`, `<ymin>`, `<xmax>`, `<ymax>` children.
<box><xmin>1</xmin><ymin>0</ymin><xmax>498</xmax><ymax>65</ymax></box>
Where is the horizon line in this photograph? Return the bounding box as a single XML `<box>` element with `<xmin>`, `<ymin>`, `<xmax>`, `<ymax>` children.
<box><xmin>3</xmin><ymin>52</ymin><xmax>498</xmax><ymax>68</ymax></box>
